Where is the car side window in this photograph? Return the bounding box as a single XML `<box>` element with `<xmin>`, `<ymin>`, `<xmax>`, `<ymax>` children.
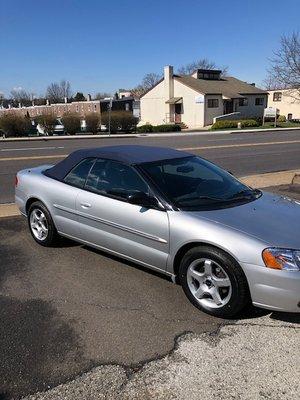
<box><xmin>85</xmin><ymin>159</ymin><xmax>150</xmax><ymax>200</ymax></box>
<box><xmin>64</xmin><ymin>158</ymin><xmax>95</xmax><ymax>189</ymax></box>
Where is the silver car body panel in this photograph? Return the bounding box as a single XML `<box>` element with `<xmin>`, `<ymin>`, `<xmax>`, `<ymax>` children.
<box><xmin>15</xmin><ymin>164</ymin><xmax>300</xmax><ymax>313</ymax></box>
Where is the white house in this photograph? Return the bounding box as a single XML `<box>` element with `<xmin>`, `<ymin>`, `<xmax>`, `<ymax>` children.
<box><xmin>267</xmin><ymin>89</ymin><xmax>300</xmax><ymax>120</ymax></box>
<box><xmin>140</xmin><ymin>66</ymin><xmax>268</xmax><ymax>128</ymax></box>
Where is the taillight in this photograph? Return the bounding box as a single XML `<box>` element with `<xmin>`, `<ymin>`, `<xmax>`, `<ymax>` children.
<box><xmin>15</xmin><ymin>175</ymin><xmax>18</xmax><ymax>187</ymax></box>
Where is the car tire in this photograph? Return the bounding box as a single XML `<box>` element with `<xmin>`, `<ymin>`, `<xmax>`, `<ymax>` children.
<box><xmin>28</xmin><ymin>201</ymin><xmax>59</xmax><ymax>246</ymax></box>
<box><xmin>178</xmin><ymin>246</ymin><xmax>250</xmax><ymax>318</ymax></box>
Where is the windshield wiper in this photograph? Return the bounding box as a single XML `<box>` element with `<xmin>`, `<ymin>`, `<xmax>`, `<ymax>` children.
<box><xmin>228</xmin><ymin>189</ymin><xmax>261</xmax><ymax>201</ymax></box>
<box><xmin>178</xmin><ymin>189</ymin><xmax>262</xmax><ymax>206</ymax></box>
<box><xmin>179</xmin><ymin>195</ymin><xmax>226</xmax><ymax>205</ymax></box>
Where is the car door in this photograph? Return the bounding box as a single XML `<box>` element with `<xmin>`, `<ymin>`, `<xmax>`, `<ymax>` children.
<box><xmin>75</xmin><ymin>158</ymin><xmax>170</xmax><ymax>271</ymax></box>
<box><xmin>51</xmin><ymin>158</ymin><xmax>95</xmax><ymax>237</ymax></box>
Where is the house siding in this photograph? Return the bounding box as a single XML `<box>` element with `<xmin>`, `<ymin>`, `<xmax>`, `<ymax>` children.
<box><xmin>235</xmin><ymin>95</ymin><xmax>267</xmax><ymax>118</ymax></box>
<box><xmin>173</xmin><ymin>80</ymin><xmax>204</xmax><ymax>128</ymax></box>
<box><xmin>140</xmin><ymin>80</ymin><xmax>166</xmax><ymax>125</ymax></box>
<box><xmin>204</xmin><ymin>94</ymin><xmax>223</xmax><ymax>126</ymax></box>
<box><xmin>268</xmin><ymin>89</ymin><xmax>300</xmax><ymax>119</ymax></box>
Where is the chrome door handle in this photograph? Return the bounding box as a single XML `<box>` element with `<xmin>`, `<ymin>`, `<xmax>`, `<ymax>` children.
<box><xmin>80</xmin><ymin>202</ymin><xmax>91</xmax><ymax>209</ymax></box>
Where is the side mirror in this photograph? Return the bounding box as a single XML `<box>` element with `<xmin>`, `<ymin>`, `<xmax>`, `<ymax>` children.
<box><xmin>127</xmin><ymin>192</ymin><xmax>160</xmax><ymax>209</ymax></box>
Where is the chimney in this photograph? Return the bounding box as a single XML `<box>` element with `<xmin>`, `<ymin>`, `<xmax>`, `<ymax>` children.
<box><xmin>87</xmin><ymin>94</ymin><xmax>92</xmax><ymax>101</ymax></box>
<box><xmin>164</xmin><ymin>65</ymin><xmax>174</xmax><ymax>101</ymax></box>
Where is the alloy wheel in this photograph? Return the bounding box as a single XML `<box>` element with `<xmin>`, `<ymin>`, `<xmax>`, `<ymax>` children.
<box><xmin>30</xmin><ymin>208</ymin><xmax>49</xmax><ymax>241</ymax></box>
<box><xmin>186</xmin><ymin>258</ymin><xmax>232</xmax><ymax>308</ymax></box>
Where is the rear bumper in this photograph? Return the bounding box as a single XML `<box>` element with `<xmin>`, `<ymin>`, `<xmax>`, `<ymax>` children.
<box><xmin>15</xmin><ymin>192</ymin><xmax>26</xmax><ymax>216</ymax></box>
<box><xmin>241</xmin><ymin>262</ymin><xmax>300</xmax><ymax>313</ymax></box>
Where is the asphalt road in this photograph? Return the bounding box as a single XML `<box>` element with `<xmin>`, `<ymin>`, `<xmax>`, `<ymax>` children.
<box><xmin>1</xmin><ymin>187</ymin><xmax>299</xmax><ymax>399</ymax></box>
<box><xmin>1</xmin><ymin>128</ymin><xmax>300</xmax><ymax>203</ymax></box>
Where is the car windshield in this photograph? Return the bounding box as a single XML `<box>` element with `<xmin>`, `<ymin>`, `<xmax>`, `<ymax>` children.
<box><xmin>140</xmin><ymin>156</ymin><xmax>261</xmax><ymax>210</ymax></box>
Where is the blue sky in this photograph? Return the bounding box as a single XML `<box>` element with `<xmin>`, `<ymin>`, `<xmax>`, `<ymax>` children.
<box><xmin>0</xmin><ymin>0</ymin><xmax>299</xmax><ymax>97</ymax></box>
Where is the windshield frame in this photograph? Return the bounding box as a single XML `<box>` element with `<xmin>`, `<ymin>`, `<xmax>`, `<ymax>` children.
<box><xmin>138</xmin><ymin>156</ymin><xmax>262</xmax><ymax>211</ymax></box>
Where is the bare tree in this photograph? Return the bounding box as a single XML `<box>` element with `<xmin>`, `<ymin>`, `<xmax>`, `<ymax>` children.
<box><xmin>46</xmin><ymin>80</ymin><xmax>72</xmax><ymax>103</ymax></box>
<box><xmin>141</xmin><ymin>73</ymin><xmax>161</xmax><ymax>90</ymax></box>
<box><xmin>262</xmin><ymin>75</ymin><xmax>278</xmax><ymax>90</ymax></box>
<box><xmin>130</xmin><ymin>85</ymin><xmax>146</xmax><ymax>99</ymax></box>
<box><xmin>265</xmin><ymin>32</ymin><xmax>300</xmax><ymax>99</ymax></box>
<box><xmin>131</xmin><ymin>72</ymin><xmax>161</xmax><ymax>98</ymax></box>
<box><xmin>10</xmin><ymin>88</ymin><xmax>32</xmax><ymax>106</ymax></box>
<box><xmin>177</xmin><ymin>58</ymin><xmax>228</xmax><ymax>76</ymax></box>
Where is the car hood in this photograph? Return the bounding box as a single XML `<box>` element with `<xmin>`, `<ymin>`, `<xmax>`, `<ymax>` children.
<box><xmin>189</xmin><ymin>191</ymin><xmax>300</xmax><ymax>249</ymax></box>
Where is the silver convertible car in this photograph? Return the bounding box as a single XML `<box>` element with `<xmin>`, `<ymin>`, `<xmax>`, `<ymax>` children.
<box><xmin>15</xmin><ymin>145</ymin><xmax>300</xmax><ymax>317</ymax></box>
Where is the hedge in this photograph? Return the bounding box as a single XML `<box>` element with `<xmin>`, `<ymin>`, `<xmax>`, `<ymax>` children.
<box><xmin>101</xmin><ymin>111</ymin><xmax>138</xmax><ymax>132</ymax></box>
<box><xmin>136</xmin><ymin>124</ymin><xmax>153</xmax><ymax>133</ymax></box>
<box><xmin>137</xmin><ymin>124</ymin><xmax>181</xmax><ymax>133</ymax></box>
<box><xmin>0</xmin><ymin>114</ymin><xmax>33</xmax><ymax>137</ymax></box>
<box><xmin>277</xmin><ymin>115</ymin><xmax>286</xmax><ymax>122</ymax></box>
<box><xmin>211</xmin><ymin>119</ymin><xmax>259</xmax><ymax>130</ymax></box>
<box><xmin>85</xmin><ymin>113</ymin><xmax>100</xmax><ymax>134</ymax></box>
<box><xmin>62</xmin><ymin>113</ymin><xmax>81</xmax><ymax>135</ymax></box>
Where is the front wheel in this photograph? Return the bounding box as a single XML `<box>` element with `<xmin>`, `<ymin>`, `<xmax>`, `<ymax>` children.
<box><xmin>28</xmin><ymin>201</ymin><xmax>59</xmax><ymax>246</ymax></box>
<box><xmin>178</xmin><ymin>246</ymin><xmax>250</xmax><ymax>318</ymax></box>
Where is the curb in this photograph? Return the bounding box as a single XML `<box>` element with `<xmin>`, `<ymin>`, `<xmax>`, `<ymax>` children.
<box><xmin>1</xmin><ymin>127</ymin><xmax>300</xmax><ymax>142</ymax></box>
<box><xmin>1</xmin><ymin>169</ymin><xmax>299</xmax><ymax>219</ymax></box>
<box><xmin>241</xmin><ymin>169</ymin><xmax>300</xmax><ymax>188</ymax></box>
<box><xmin>0</xmin><ymin>203</ymin><xmax>20</xmax><ymax>218</ymax></box>
<box><xmin>0</xmin><ymin>133</ymin><xmax>138</xmax><ymax>142</ymax></box>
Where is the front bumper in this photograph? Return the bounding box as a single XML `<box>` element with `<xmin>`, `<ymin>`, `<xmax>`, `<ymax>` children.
<box><xmin>241</xmin><ymin>262</ymin><xmax>300</xmax><ymax>312</ymax></box>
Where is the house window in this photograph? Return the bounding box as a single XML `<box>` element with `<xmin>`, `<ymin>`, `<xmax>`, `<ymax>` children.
<box><xmin>273</xmin><ymin>92</ymin><xmax>282</xmax><ymax>102</ymax></box>
<box><xmin>238</xmin><ymin>98</ymin><xmax>248</xmax><ymax>107</ymax></box>
<box><xmin>94</xmin><ymin>104</ymin><xmax>97</xmax><ymax>112</ymax></box>
<box><xmin>207</xmin><ymin>99</ymin><xmax>219</xmax><ymax>108</ymax></box>
<box><xmin>125</xmin><ymin>103</ymin><xmax>130</xmax><ymax>111</ymax></box>
<box><xmin>255</xmin><ymin>98</ymin><xmax>264</xmax><ymax>106</ymax></box>
<box><xmin>287</xmin><ymin>113</ymin><xmax>292</xmax><ymax>120</ymax></box>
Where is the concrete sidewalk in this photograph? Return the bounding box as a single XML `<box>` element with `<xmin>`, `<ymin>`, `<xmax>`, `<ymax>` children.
<box><xmin>23</xmin><ymin>314</ymin><xmax>299</xmax><ymax>400</ymax></box>
<box><xmin>1</xmin><ymin>126</ymin><xmax>300</xmax><ymax>142</ymax></box>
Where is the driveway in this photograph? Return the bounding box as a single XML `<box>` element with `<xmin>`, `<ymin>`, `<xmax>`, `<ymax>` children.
<box><xmin>0</xmin><ymin>187</ymin><xmax>299</xmax><ymax>399</ymax></box>
<box><xmin>0</xmin><ymin>217</ymin><xmax>223</xmax><ymax>399</ymax></box>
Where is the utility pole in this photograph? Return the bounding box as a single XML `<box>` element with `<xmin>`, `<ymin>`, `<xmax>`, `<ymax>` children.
<box><xmin>108</xmin><ymin>97</ymin><xmax>113</xmax><ymax>136</ymax></box>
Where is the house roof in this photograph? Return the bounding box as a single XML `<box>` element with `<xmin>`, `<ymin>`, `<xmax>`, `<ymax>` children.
<box><xmin>44</xmin><ymin>145</ymin><xmax>193</xmax><ymax>181</ymax></box>
<box><xmin>174</xmin><ymin>75</ymin><xmax>268</xmax><ymax>99</ymax></box>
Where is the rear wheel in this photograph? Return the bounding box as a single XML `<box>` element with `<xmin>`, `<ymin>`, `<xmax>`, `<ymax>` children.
<box><xmin>178</xmin><ymin>246</ymin><xmax>250</xmax><ymax>318</ymax></box>
<box><xmin>28</xmin><ymin>201</ymin><xmax>59</xmax><ymax>246</ymax></box>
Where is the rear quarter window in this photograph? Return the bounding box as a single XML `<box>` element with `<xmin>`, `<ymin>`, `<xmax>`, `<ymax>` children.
<box><xmin>64</xmin><ymin>158</ymin><xmax>95</xmax><ymax>188</ymax></box>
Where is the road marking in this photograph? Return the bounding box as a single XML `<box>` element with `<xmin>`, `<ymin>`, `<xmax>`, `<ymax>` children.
<box><xmin>178</xmin><ymin>139</ymin><xmax>300</xmax><ymax>151</ymax></box>
<box><xmin>0</xmin><ymin>146</ymin><xmax>64</xmax><ymax>152</ymax></box>
<box><xmin>1</xmin><ymin>139</ymin><xmax>300</xmax><ymax>162</ymax></box>
<box><xmin>0</xmin><ymin>154</ymin><xmax>68</xmax><ymax>161</ymax></box>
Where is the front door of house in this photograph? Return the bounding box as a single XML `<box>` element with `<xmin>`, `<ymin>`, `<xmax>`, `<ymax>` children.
<box><xmin>174</xmin><ymin>103</ymin><xmax>182</xmax><ymax>123</ymax></box>
<box><xmin>224</xmin><ymin>100</ymin><xmax>233</xmax><ymax>114</ymax></box>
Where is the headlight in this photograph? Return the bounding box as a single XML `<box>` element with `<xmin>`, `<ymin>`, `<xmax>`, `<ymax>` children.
<box><xmin>262</xmin><ymin>248</ymin><xmax>300</xmax><ymax>271</ymax></box>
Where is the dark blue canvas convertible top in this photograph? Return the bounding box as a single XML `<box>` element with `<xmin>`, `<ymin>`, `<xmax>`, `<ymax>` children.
<box><xmin>44</xmin><ymin>145</ymin><xmax>192</xmax><ymax>181</ymax></box>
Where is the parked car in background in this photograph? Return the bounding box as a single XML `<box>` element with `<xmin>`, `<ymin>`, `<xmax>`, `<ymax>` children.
<box><xmin>36</xmin><ymin>118</ymin><xmax>64</xmax><ymax>135</ymax></box>
<box><xmin>15</xmin><ymin>146</ymin><xmax>300</xmax><ymax>317</ymax></box>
